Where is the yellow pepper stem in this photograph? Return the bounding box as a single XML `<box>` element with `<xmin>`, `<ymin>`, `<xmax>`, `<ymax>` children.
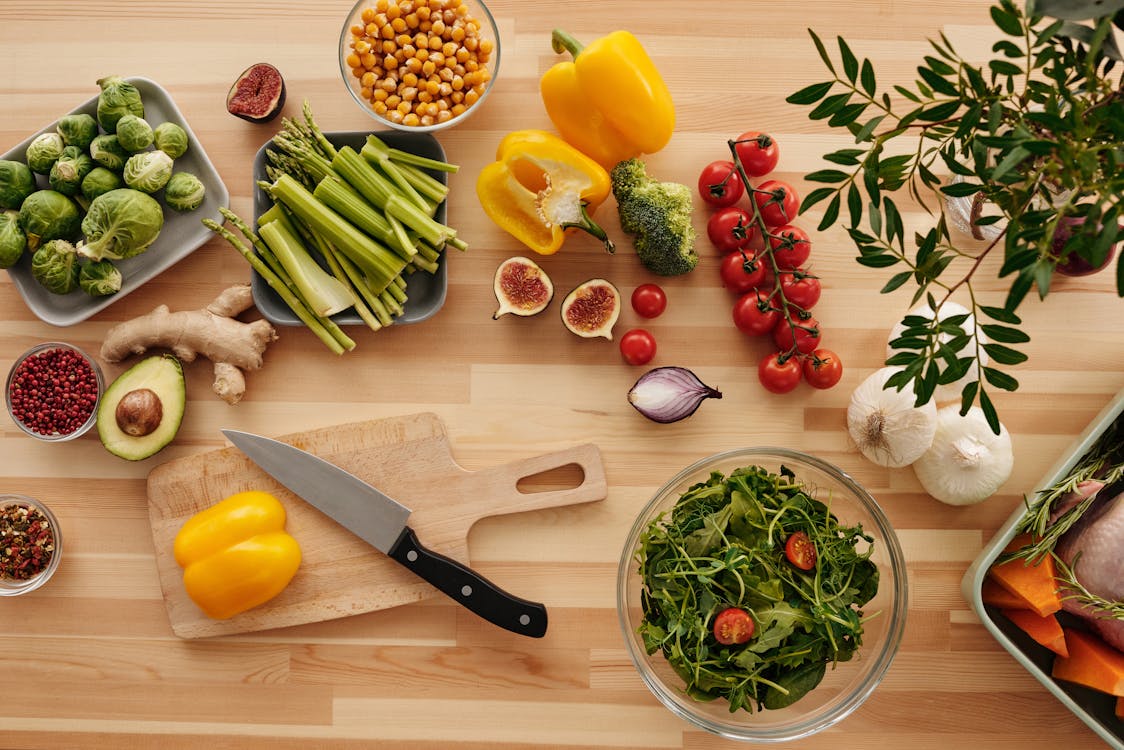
<box><xmin>564</xmin><ymin>201</ymin><xmax>615</xmax><ymax>254</ymax></box>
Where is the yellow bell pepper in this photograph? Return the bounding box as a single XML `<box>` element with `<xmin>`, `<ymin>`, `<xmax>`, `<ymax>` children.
<box><xmin>476</xmin><ymin>129</ymin><xmax>614</xmax><ymax>255</ymax></box>
<box><xmin>540</xmin><ymin>29</ymin><xmax>675</xmax><ymax>170</ymax></box>
<box><xmin>174</xmin><ymin>490</ymin><xmax>301</xmax><ymax>620</ymax></box>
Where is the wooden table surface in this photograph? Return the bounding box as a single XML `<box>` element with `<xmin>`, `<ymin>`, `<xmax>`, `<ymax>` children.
<box><xmin>2</xmin><ymin>1</ymin><xmax>1123</xmax><ymax>748</ymax></box>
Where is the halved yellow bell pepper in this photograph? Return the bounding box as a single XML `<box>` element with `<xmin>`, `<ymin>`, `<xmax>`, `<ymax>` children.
<box><xmin>174</xmin><ymin>490</ymin><xmax>301</xmax><ymax>620</ymax></box>
<box><xmin>540</xmin><ymin>29</ymin><xmax>675</xmax><ymax>169</ymax></box>
<box><xmin>476</xmin><ymin>129</ymin><xmax>614</xmax><ymax>255</ymax></box>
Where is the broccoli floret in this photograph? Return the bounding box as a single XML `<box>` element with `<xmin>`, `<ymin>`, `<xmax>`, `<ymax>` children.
<box><xmin>610</xmin><ymin>158</ymin><xmax>698</xmax><ymax>276</ymax></box>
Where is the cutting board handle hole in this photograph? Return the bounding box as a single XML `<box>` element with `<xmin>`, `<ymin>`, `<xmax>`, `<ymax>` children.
<box><xmin>515</xmin><ymin>463</ymin><xmax>585</xmax><ymax>494</ymax></box>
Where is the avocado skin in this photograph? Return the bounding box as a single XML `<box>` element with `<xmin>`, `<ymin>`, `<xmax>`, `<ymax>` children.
<box><xmin>97</xmin><ymin>355</ymin><xmax>185</xmax><ymax>460</ymax></box>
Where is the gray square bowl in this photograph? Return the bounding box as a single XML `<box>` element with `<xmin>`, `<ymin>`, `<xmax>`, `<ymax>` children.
<box><xmin>962</xmin><ymin>388</ymin><xmax>1124</xmax><ymax>750</ymax></box>
<box><xmin>2</xmin><ymin>77</ymin><xmax>229</xmax><ymax>327</ymax></box>
<box><xmin>250</xmin><ymin>131</ymin><xmax>448</xmax><ymax>326</ymax></box>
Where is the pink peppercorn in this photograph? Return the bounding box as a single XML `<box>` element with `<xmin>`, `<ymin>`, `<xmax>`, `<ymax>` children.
<box><xmin>6</xmin><ymin>345</ymin><xmax>101</xmax><ymax>438</ymax></box>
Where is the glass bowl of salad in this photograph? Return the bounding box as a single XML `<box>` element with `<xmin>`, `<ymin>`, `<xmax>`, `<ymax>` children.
<box><xmin>617</xmin><ymin>447</ymin><xmax>908</xmax><ymax>742</ymax></box>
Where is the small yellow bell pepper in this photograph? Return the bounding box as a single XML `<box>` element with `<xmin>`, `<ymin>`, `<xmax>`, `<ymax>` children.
<box><xmin>174</xmin><ymin>490</ymin><xmax>301</xmax><ymax>620</ymax></box>
<box><xmin>476</xmin><ymin>129</ymin><xmax>615</xmax><ymax>255</ymax></box>
<box><xmin>540</xmin><ymin>29</ymin><xmax>675</xmax><ymax>170</ymax></box>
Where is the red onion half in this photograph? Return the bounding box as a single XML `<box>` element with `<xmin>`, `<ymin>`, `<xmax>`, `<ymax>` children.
<box><xmin>627</xmin><ymin>366</ymin><xmax>722</xmax><ymax>423</ymax></box>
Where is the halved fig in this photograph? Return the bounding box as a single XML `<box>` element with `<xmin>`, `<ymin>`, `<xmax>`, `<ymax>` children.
<box><xmin>493</xmin><ymin>256</ymin><xmax>554</xmax><ymax>319</ymax></box>
<box><xmin>227</xmin><ymin>63</ymin><xmax>286</xmax><ymax>123</ymax></box>
<box><xmin>561</xmin><ymin>279</ymin><xmax>620</xmax><ymax>340</ymax></box>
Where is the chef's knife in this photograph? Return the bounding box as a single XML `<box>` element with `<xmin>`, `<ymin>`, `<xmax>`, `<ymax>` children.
<box><xmin>222</xmin><ymin>429</ymin><xmax>548</xmax><ymax>638</ymax></box>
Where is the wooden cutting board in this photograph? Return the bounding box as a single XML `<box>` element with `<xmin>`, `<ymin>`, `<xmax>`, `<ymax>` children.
<box><xmin>146</xmin><ymin>412</ymin><xmax>607</xmax><ymax>638</ymax></box>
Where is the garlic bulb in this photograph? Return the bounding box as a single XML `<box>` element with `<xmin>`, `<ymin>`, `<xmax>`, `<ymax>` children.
<box><xmin>886</xmin><ymin>301</ymin><xmax>989</xmax><ymax>404</ymax></box>
<box><xmin>847</xmin><ymin>367</ymin><xmax>939</xmax><ymax>468</ymax></box>
<box><xmin>913</xmin><ymin>405</ymin><xmax>1013</xmax><ymax>506</ymax></box>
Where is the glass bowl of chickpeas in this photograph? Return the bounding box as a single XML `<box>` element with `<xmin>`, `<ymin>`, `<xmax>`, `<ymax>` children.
<box><xmin>340</xmin><ymin>0</ymin><xmax>500</xmax><ymax>131</ymax></box>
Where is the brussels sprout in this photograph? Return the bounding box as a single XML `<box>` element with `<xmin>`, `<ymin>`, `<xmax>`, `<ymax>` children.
<box><xmin>81</xmin><ymin>167</ymin><xmax>123</xmax><ymax>202</ymax></box>
<box><xmin>116</xmin><ymin>114</ymin><xmax>154</xmax><ymax>153</ymax></box>
<box><xmin>96</xmin><ymin>75</ymin><xmax>144</xmax><ymax>133</ymax></box>
<box><xmin>78</xmin><ymin>259</ymin><xmax>123</xmax><ymax>297</ymax></box>
<box><xmin>57</xmin><ymin>113</ymin><xmax>99</xmax><ymax>150</ymax></box>
<box><xmin>25</xmin><ymin>132</ymin><xmax>65</xmax><ymax>175</ymax></box>
<box><xmin>89</xmin><ymin>134</ymin><xmax>129</xmax><ymax>171</ymax></box>
<box><xmin>0</xmin><ymin>210</ymin><xmax>27</xmax><ymax>269</ymax></box>
<box><xmin>77</xmin><ymin>188</ymin><xmax>164</xmax><ymax>261</ymax></box>
<box><xmin>163</xmin><ymin>171</ymin><xmax>206</xmax><ymax>212</ymax></box>
<box><xmin>153</xmin><ymin>122</ymin><xmax>189</xmax><ymax>159</ymax></box>
<box><xmin>123</xmin><ymin>150</ymin><xmax>173</xmax><ymax>194</ymax></box>
<box><xmin>31</xmin><ymin>239</ymin><xmax>81</xmax><ymax>294</ymax></box>
<box><xmin>0</xmin><ymin>159</ymin><xmax>37</xmax><ymax>210</ymax></box>
<box><xmin>18</xmin><ymin>189</ymin><xmax>81</xmax><ymax>252</ymax></box>
<box><xmin>48</xmin><ymin>146</ymin><xmax>95</xmax><ymax>197</ymax></box>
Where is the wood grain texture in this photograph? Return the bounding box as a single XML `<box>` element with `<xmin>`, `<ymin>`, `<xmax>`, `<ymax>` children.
<box><xmin>1</xmin><ymin>0</ymin><xmax>1123</xmax><ymax>747</ymax></box>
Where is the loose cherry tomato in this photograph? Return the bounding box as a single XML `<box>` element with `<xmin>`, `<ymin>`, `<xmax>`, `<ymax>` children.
<box><xmin>719</xmin><ymin>250</ymin><xmax>766</xmax><ymax>295</ymax></box>
<box><xmin>707</xmin><ymin>206</ymin><xmax>760</xmax><ymax>254</ymax></box>
<box><xmin>778</xmin><ymin>270</ymin><xmax>822</xmax><ymax>310</ymax></box>
<box><xmin>785</xmin><ymin>531</ymin><xmax>817</xmax><ymax>570</ymax></box>
<box><xmin>803</xmin><ymin>348</ymin><xmax>844</xmax><ymax>390</ymax></box>
<box><xmin>631</xmin><ymin>283</ymin><xmax>667</xmax><ymax>319</ymax></box>
<box><xmin>697</xmin><ymin>160</ymin><xmax>744</xmax><ymax>208</ymax></box>
<box><xmin>768</xmin><ymin>225</ymin><xmax>811</xmax><ymax>269</ymax></box>
<box><xmin>713</xmin><ymin>607</ymin><xmax>755</xmax><ymax>645</ymax></box>
<box><xmin>733</xmin><ymin>131</ymin><xmax>780</xmax><ymax>177</ymax></box>
<box><xmin>772</xmin><ymin>315</ymin><xmax>822</xmax><ymax>354</ymax></box>
<box><xmin>753</xmin><ymin>180</ymin><xmax>800</xmax><ymax>227</ymax></box>
<box><xmin>758</xmin><ymin>351</ymin><xmax>802</xmax><ymax>394</ymax></box>
<box><xmin>732</xmin><ymin>290</ymin><xmax>779</xmax><ymax>336</ymax></box>
<box><xmin>619</xmin><ymin>328</ymin><xmax>657</xmax><ymax>366</ymax></box>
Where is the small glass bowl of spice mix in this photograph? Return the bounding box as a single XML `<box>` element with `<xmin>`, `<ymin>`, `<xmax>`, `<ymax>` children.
<box><xmin>0</xmin><ymin>495</ymin><xmax>62</xmax><ymax>595</ymax></box>
<box><xmin>6</xmin><ymin>342</ymin><xmax>104</xmax><ymax>442</ymax></box>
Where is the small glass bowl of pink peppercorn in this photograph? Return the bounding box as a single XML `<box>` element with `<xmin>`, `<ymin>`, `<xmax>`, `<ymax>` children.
<box><xmin>0</xmin><ymin>494</ymin><xmax>63</xmax><ymax>596</ymax></box>
<box><xmin>5</xmin><ymin>342</ymin><xmax>104</xmax><ymax>442</ymax></box>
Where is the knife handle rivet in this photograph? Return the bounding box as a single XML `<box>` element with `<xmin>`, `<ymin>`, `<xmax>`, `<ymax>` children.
<box><xmin>406</xmin><ymin>550</ymin><xmax>419</xmax><ymax>562</ymax></box>
<box><xmin>461</xmin><ymin>585</ymin><xmax>473</xmax><ymax>597</ymax></box>
<box><xmin>519</xmin><ymin>614</ymin><xmax>531</xmax><ymax>626</ymax></box>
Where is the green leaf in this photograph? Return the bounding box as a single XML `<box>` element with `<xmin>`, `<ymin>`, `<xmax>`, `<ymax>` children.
<box><xmin>829</xmin><ymin>103</ymin><xmax>869</xmax><ymax>127</ymax></box>
<box><xmin>809</xmin><ymin>92</ymin><xmax>853</xmax><ymax>120</ymax></box>
<box><xmin>818</xmin><ymin>193</ymin><xmax>841</xmax><ymax>231</ymax></box>
<box><xmin>839</xmin><ymin>36</ymin><xmax>859</xmax><ymax>82</ymax></box>
<box><xmin>855</xmin><ymin>253</ymin><xmax>900</xmax><ymax>268</ymax></box>
<box><xmin>979</xmin><ymin>324</ymin><xmax>1030</xmax><ymax>344</ymax></box>
<box><xmin>979</xmin><ymin>388</ymin><xmax>1001</xmax><ymax>434</ymax></box>
<box><xmin>918</xmin><ymin>66</ymin><xmax>960</xmax><ymax>97</ymax></box>
<box><xmin>860</xmin><ymin>58</ymin><xmax>877</xmax><ymax>95</ymax></box>
<box><xmin>998</xmin><ymin>248</ymin><xmax>1039</xmax><ymax>278</ymax></box>
<box><xmin>868</xmin><ymin>202</ymin><xmax>883</xmax><ymax>237</ymax></box>
<box><xmin>853</xmin><ymin>114</ymin><xmax>886</xmax><ymax>143</ymax></box>
<box><xmin>800</xmin><ymin>186</ymin><xmax>837</xmax><ymax>213</ymax></box>
<box><xmin>923</xmin><ymin>55</ymin><xmax>956</xmax><ymax>76</ymax></box>
<box><xmin>980</xmin><ymin>305</ymin><xmax>1022</xmax><ymax>324</ymax></box>
<box><xmin>983</xmin><ymin>343</ymin><xmax>1029</xmax><ymax>365</ymax></box>
<box><xmin>984</xmin><ymin>367</ymin><xmax>1020</xmax><ymax>392</ymax></box>
<box><xmin>918</xmin><ymin>100</ymin><xmax>961</xmax><ymax>121</ymax></box>
<box><xmin>960</xmin><ymin>380</ymin><xmax>980</xmax><ymax>415</ymax></box>
<box><xmin>880</xmin><ymin>270</ymin><xmax>913</xmax><ymax>294</ymax></box>
<box><xmin>786</xmin><ymin>80</ymin><xmax>835</xmax><ymax>105</ymax></box>
<box><xmin>884</xmin><ymin>198</ymin><xmax>904</xmax><ymax>249</ymax></box>
<box><xmin>847</xmin><ymin>183</ymin><xmax>862</xmax><ymax>228</ymax></box>
<box><xmin>893</xmin><ymin>85</ymin><xmax>922</xmax><ymax>103</ymax></box>
<box><xmin>1005</xmin><ymin>268</ymin><xmax>1035</xmax><ymax>311</ymax></box>
<box><xmin>940</xmin><ymin>181</ymin><xmax>985</xmax><ymax>197</ymax></box>
<box><xmin>805</xmin><ymin>169</ymin><xmax>851</xmax><ymax>184</ymax></box>
<box><xmin>990</xmin><ymin>4</ymin><xmax>1024</xmax><ymax>35</ymax></box>
<box><xmin>1118</xmin><ymin>250</ymin><xmax>1124</xmax><ymax>297</ymax></box>
<box><xmin>992</xmin><ymin>39</ymin><xmax>1023</xmax><ymax>58</ymax></box>
<box><xmin>990</xmin><ymin>146</ymin><xmax>1031</xmax><ymax>182</ymax></box>
<box><xmin>823</xmin><ymin>148</ymin><xmax>865</xmax><ymax>165</ymax></box>
<box><xmin>1034</xmin><ymin>258</ymin><xmax>1054</xmax><ymax>300</ymax></box>
<box><xmin>989</xmin><ymin>60</ymin><xmax>1023</xmax><ymax>77</ymax></box>
<box><xmin>809</xmin><ymin>29</ymin><xmax>835</xmax><ymax>74</ymax></box>
<box><xmin>938</xmin><ymin>357</ymin><xmax>973</xmax><ymax>385</ymax></box>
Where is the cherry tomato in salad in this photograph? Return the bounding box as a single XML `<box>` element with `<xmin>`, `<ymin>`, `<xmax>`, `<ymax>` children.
<box><xmin>758</xmin><ymin>351</ymin><xmax>802</xmax><ymax>394</ymax></box>
<box><xmin>697</xmin><ymin>160</ymin><xmax>744</xmax><ymax>208</ymax></box>
<box><xmin>772</xmin><ymin>315</ymin><xmax>821</xmax><ymax>354</ymax></box>
<box><xmin>778</xmin><ymin>270</ymin><xmax>822</xmax><ymax>310</ymax></box>
<box><xmin>733</xmin><ymin>131</ymin><xmax>780</xmax><ymax>177</ymax></box>
<box><xmin>785</xmin><ymin>531</ymin><xmax>817</xmax><ymax>570</ymax></box>
<box><xmin>707</xmin><ymin>206</ymin><xmax>760</xmax><ymax>254</ymax></box>
<box><xmin>619</xmin><ymin>328</ymin><xmax>657</xmax><ymax>366</ymax></box>
<box><xmin>719</xmin><ymin>250</ymin><xmax>766</xmax><ymax>295</ymax></box>
<box><xmin>803</xmin><ymin>349</ymin><xmax>843</xmax><ymax>390</ymax></box>
<box><xmin>631</xmin><ymin>283</ymin><xmax>667</xmax><ymax>319</ymax></box>
<box><xmin>713</xmin><ymin>607</ymin><xmax>755</xmax><ymax>645</ymax></box>
<box><xmin>732</xmin><ymin>290</ymin><xmax>779</xmax><ymax>336</ymax></box>
<box><xmin>753</xmin><ymin>180</ymin><xmax>800</xmax><ymax>227</ymax></box>
<box><xmin>768</xmin><ymin>225</ymin><xmax>811</xmax><ymax>269</ymax></box>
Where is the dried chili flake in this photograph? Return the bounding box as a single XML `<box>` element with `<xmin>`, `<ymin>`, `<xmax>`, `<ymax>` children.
<box><xmin>0</xmin><ymin>504</ymin><xmax>55</xmax><ymax>580</ymax></box>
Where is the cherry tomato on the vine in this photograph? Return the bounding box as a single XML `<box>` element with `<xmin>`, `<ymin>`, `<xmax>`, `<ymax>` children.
<box><xmin>713</xmin><ymin>607</ymin><xmax>755</xmax><ymax>645</ymax></box>
<box><xmin>758</xmin><ymin>351</ymin><xmax>802</xmax><ymax>394</ymax></box>
<box><xmin>803</xmin><ymin>348</ymin><xmax>844</xmax><ymax>390</ymax></box>
<box><xmin>778</xmin><ymin>270</ymin><xmax>822</xmax><ymax>310</ymax></box>
<box><xmin>768</xmin><ymin>225</ymin><xmax>811</xmax><ymax>269</ymax></box>
<box><xmin>733</xmin><ymin>131</ymin><xmax>780</xmax><ymax>177</ymax></box>
<box><xmin>773</xmin><ymin>315</ymin><xmax>822</xmax><ymax>354</ymax></box>
<box><xmin>619</xmin><ymin>328</ymin><xmax>657</xmax><ymax>366</ymax></box>
<box><xmin>785</xmin><ymin>531</ymin><xmax>817</xmax><ymax>570</ymax></box>
<box><xmin>732</xmin><ymin>290</ymin><xmax>779</xmax><ymax>336</ymax></box>
<box><xmin>719</xmin><ymin>250</ymin><xmax>766</xmax><ymax>295</ymax></box>
<box><xmin>707</xmin><ymin>206</ymin><xmax>760</xmax><ymax>254</ymax></box>
<box><xmin>753</xmin><ymin>180</ymin><xmax>800</xmax><ymax>227</ymax></box>
<box><xmin>631</xmin><ymin>283</ymin><xmax>667</xmax><ymax>319</ymax></box>
<box><xmin>697</xmin><ymin>160</ymin><xmax>744</xmax><ymax>208</ymax></box>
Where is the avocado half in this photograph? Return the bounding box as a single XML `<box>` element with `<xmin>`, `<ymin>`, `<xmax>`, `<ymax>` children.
<box><xmin>97</xmin><ymin>355</ymin><xmax>186</xmax><ymax>461</ymax></box>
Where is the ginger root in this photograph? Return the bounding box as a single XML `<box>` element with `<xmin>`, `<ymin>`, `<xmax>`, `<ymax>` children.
<box><xmin>101</xmin><ymin>285</ymin><xmax>278</xmax><ymax>405</ymax></box>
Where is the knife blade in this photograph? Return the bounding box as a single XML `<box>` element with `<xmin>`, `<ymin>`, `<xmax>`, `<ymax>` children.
<box><xmin>222</xmin><ymin>429</ymin><xmax>548</xmax><ymax>638</ymax></box>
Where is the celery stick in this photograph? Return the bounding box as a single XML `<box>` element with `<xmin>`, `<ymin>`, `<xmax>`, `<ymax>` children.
<box><xmin>371</xmin><ymin>154</ymin><xmax>431</xmax><ymax>214</ymax></box>
<box><xmin>259</xmin><ymin>219</ymin><xmax>355</xmax><ymax>317</ymax></box>
<box><xmin>363</xmin><ymin>134</ymin><xmax>459</xmax><ymax>173</ymax></box>
<box><xmin>396</xmin><ymin>162</ymin><xmax>450</xmax><ymax>204</ymax></box>
<box><xmin>319</xmin><ymin>243</ymin><xmax>383</xmax><ymax>332</ymax></box>
<box><xmin>313</xmin><ymin>177</ymin><xmax>394</xmax><ymax>244</ymax></box>
<box><xmin>411</xmin><ymin>254</ymin><xmax>439</xmax><ymax>274</ymax></box>
<box><xmin>385</xmin><ymin>214</ymin><xmax>417</xmax><ymax>261</ymax></box>
<box><xmin>330</xmin><ymin>245</ymin><xmax>394</xmax><ymax>327</ymax></box>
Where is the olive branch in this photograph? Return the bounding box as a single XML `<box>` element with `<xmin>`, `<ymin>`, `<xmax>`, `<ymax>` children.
<box><xmin>787</xmin><ymin>0</ymin><xmax>1124</xmax><ymax>433</ymax></box>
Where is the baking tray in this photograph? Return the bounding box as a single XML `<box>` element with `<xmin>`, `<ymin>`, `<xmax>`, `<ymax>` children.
<box><xmin>2</xmin><ymin>77</ymin><xmax>229</xmax><ymax>327</ymax></box>
<box><xmin>962</xmin><ymin>388</ymin><xmax>1124</xmax><ymax>749</ymax></box>
<box><xmin>250</xmin><ymin>131</ymin><xmax>448</xmax><ymax>326</ymax></box>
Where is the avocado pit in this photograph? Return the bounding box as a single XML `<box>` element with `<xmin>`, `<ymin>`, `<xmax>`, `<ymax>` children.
<box><xmin>115</xmin><ymin>388</ymin><xmax>164</xmax><ymax>437</ymax></box>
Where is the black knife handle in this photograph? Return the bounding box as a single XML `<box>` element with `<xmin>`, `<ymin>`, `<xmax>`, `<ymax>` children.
<box><xmin>388</xmin><ymin>527</ymin><xmax>548</xmax><ymax>638</ymax></box>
